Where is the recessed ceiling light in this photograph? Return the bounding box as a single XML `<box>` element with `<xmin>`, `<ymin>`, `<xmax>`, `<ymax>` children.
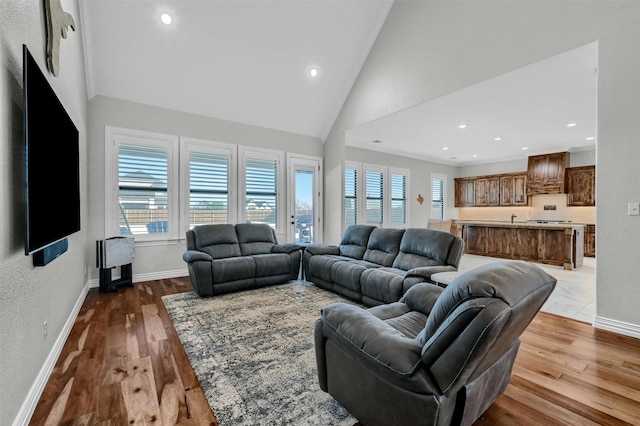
<box><xmin>586</xmin><ymin>136</ymin><xmax>595</xmax><ymax>140</ymax></box>
<box><xmin>458</xmin><ymin>124</ymin><xmax>467</xmax><ymax>129</ymax></box>
<box><xmin>522</xmin><ymin>147</ymin><xmax>529</xmax><ymax>150</ymax></box>
<box><xmin>372</xmin><ymin>140</ymin><xmax>383</xmax><ymax>144</ymax></box>
<box><xmin>494</xmin><ymin>137</ymin><xmax>502</xmax><ymax>141</ymax></box>
<box><xmin>161</xmin><ymin>13</ymin><xmax>172</xmax><ymax>24</ymax></box>
<box><xmin>309</xmin><ymin>68</ymin><xmax>319</xmax><ymax>78</ymax></box>
<box><xmin>472</xmin><ymin>154</ymin><xmax>478</xmax><ymax>158</ymax></box>
<box><xmin>442</xmin><ymin>147</ymin><xmax>449</xmax><ymax>150</ymax></box>
<box><xmin>567</xmin><ymin>122</ymin><xmax>577</xmax><ymax>127</ymax></box>
<box><xmin>450</xmin><ymin>157</ymin><xmax>457</xmax><ymax>160</ymax></box>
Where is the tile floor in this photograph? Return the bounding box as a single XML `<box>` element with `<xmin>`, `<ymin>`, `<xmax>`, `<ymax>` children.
<box><xmin>457</xmin><ymin>254</ymin><xmax>596</xmax><ymax>323</ymax></box>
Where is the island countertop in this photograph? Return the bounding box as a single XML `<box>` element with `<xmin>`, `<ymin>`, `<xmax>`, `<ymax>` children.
<box><xmin>453</xmin><ymin>220</ymin><xmax>584</xmax><ymax>270</ymax></box>
<box><xmin>453</xmin><ymin>220</ymin><xmax>585</xmax><ymax>230</ymax></box>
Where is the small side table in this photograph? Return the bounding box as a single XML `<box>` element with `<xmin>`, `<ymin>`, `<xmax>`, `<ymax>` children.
<box><xmin>431</xmin><ymin>271</ymin><xmax>461</xmax><ymax>288</ymax></box>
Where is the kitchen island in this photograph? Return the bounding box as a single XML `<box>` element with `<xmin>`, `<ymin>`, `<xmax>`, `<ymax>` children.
<box><xmin>453</xmin><ymin>220</ymin><xmax>584</xmax><ymax>270</ymax></box>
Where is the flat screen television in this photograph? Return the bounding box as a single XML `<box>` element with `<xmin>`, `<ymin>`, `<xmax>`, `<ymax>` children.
<box><xmin>23</xmin><ymin>45</ymin><xmax>80</xmax><ymax>255</ymax></box>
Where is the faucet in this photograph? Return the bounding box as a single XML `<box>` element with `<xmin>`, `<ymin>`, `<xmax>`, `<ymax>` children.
<box><xmin>511</xmin><ymin>214</ymin><xmax>517</xmax><ymax>224</ymax></box>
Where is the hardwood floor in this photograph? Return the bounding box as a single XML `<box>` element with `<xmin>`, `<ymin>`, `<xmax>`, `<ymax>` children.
<box><xmin>29</xmin><ymin>277</ymin><xmax>640</xmax><ymax>425</ymax></box>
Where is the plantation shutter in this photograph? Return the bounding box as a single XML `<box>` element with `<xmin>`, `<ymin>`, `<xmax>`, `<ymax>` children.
<box><xmin>391</xmin><ymin>173</ymin><xmax>407</xmax><ymax>225</ymax></box>
<box><xmin>118</xmin><ymin>143</ymin><xmax>169</xmax><ymax>235</ymax></box>
<box><xmin>189</xmin><ymin>151</ymin><xmax>229</xmax><ymax>227</ymax></box>
<box><xmin>345</xmin><ymin>167</ymin><xmax>358</xmax><ymax>226</ymax></box>
<box><xmin>245</xmin><ymin>157</ymin><xmax>278</xmax><ymax>227</ymax></box>
<box><xmin>366</xmin><ymin>170</ymin><xmax>384</xmax><ymax>225</ymax></box>
<box><xmin>432</xmin><ymin>177</ymin><xmax>444</xmax><ymax>220</ymax></box>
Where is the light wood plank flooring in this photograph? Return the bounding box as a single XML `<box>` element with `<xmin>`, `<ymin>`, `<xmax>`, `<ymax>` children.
<box><xmin>29</xmin><ymin>275</ymin><xmax>640</xmax><ymax>425</ymax></box>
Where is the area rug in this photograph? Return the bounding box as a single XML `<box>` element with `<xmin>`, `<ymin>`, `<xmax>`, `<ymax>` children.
<box><xmin>161</xmin><ymin>283</ymin><xmax>360</xmax><ymax>425</ymax></box>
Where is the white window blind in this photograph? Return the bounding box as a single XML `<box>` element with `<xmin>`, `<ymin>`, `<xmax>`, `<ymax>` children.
<box><xmin>118</xmin><ymin>143</ymin><xmax>169</xmax><ymax>235</ymax></box>
<box><xmin>431</xmin><ymin>175</ymin><xmax>445</xmax><ymax>220</ymax></box>
<box><xmin>189</xmin><ymin>151</ymin><xmax>229</xmax><ymax>227</ymax></box>
<box><xmin>391</xmin><ymin>173</ymin><xmax>407</xmax><ymax>225</ymax></box>
<box><xmin>344</xmin><ymin>167</ymin><xmax>358</xmax><ymax>227</ymax></box>
<box><xmin>366</xmin><ymin>170</ymin><xmax>384</xmax><ymax>225</ymax></box>
<box><xmin>245</xmin><ymin>157</ymin><xmax>278</xmax><ymax>228</ymax></box>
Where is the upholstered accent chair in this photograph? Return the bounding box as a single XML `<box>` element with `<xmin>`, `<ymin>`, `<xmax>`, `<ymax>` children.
<box><xmin>314</xmin><ymin>261</ymin><xmax>557</xmax><ymax>425</ymax></box>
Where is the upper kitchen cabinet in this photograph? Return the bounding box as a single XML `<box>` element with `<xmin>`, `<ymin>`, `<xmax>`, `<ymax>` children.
<box><xmin>566</xmin><ymin>165</ymin><xmax>595</xmax><ymax>206</ymax></box>
<box><xmin>500</xmin><ymin>173</ymin><xmax>528</xmax><ymax>206</ymax></box>
<box><xmin>526</xmin><ymin>152</ymin><xmax>569</xmax><ymax>195</ymax></box>
<box><xmin>475</xmin><ymin>177</ymin><xmax>500</xmax><ymax>206</ymax></box>
<box><xmin>454</xmin><ymin>178</ymin><xmax>476</xmax><ymax>206</ymax></box>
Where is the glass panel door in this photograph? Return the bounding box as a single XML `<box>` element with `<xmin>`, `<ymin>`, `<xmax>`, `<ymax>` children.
<box><xmin>288</xmin><ymin>156</ymin><xmax>322</xmax><ymax>244</ymax></box>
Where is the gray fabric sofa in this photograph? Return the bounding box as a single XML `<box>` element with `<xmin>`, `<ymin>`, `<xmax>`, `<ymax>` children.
<box><xmin>314</xmin><ymin>261</ymin><xmax>557</xmax><ymax>426</ymax></box>
<box><xmin>303</xmin><ymin>224</ymin><xmax>464</xmax><ymax>306</ymax></box>
<box><xmin>183</xmin><ymin>223</ymin><xmax>301</xmax><ymax>297</ymax></box>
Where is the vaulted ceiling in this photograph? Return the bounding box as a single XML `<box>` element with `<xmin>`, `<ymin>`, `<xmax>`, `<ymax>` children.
<box><xmin>80</xmin><ymin>0</ymin><xmax>393</xmax><ymax>140</ymax></box>
<box><xmin>80</xmin><ymin>1</ymin><xmax>597</xmax><ymax>165</ymax></box>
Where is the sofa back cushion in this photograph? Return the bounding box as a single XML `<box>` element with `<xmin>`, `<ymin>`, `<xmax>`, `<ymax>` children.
<box><xmin>363</xmin><ymin>228</ymin><xmax>405</xmax><ymax>267</ymax></box>
<box><xmin>236</xmin><ymin>223</ymin><xmax>276</xmax><ymax>255</ymax></box>
<box><xmin>339</xmin><ymin>225</ymin><xmax>376</xmax><ymax>259</ymax></box>
<box><xmin>392</xmin><ymin>228</ymin><xmax>457</xmax><ymax>271</ymax></box>
<box><xmin>188</xmin><ymin>224</ymin><xmax>241</xmax><ymax>259</ymax></box>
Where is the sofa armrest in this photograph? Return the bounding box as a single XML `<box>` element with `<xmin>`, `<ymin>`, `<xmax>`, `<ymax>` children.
<box><xmin>317</xmin><ymin>302</ymin><xmax>423</xmax><ymax>375</ymax></box>
<box><xmin>183</xmin><ymin>250</ymin><xmax>213</xmax><ymax>263</ymax></box>
<box><xmin>271</xmin><ymin>243</ymin><xmax>302</xmax><ymax>254</ymax></box>
<box><xmin>406</xmin><ymin>265</ymin><xmax>457</xmax><ymax>281</ymax></box>
<box><xmin>399</xmin><ymin>283</ymin><xmax>445</xmax><ymax>316</ymax></box>
<box><xmin>305</xmin><ymin>245</ymin><xmax>340</xmax><ymax>256</ymax></box>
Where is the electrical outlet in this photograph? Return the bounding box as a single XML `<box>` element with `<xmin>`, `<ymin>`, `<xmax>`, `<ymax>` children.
<box><xmin>43</xmin><ymin>321</ymin><xmax>48</xmax><ymax>341</ymax></box>
<box><xmin>628</xmin><ymin>203</ymin><xmax>640</xmax><ymax>216</ymax></box>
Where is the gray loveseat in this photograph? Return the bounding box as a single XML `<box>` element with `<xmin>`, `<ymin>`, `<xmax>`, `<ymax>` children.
<box><xmin>303</xmin><ymin>225</ymin><xmax>464</xmax><ymax>306</ymax></box>
<box><xmin>183</xmin><ymin>223</ymin><xmax>301</xmax><ymax>297</ymax></box>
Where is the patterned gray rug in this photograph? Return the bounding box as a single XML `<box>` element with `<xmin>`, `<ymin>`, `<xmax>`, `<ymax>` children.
<box><xmin>162</xmin><ymin>283</ymin><xmax>359</xmax><ymax>425</ymax></box>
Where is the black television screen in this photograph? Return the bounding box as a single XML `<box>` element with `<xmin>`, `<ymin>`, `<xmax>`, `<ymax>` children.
<box><xmin>23</xmin><ymin>45</ymin><xmax>80</xmax><ymax>255</ymax></box>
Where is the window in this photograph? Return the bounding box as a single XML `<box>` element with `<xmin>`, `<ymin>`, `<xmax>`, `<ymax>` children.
<box><xmin>365</xmin><ymin>168</ymin><xmax>384</xmax><ymax>225</ymax></box>
<box><xmin>181</xmin><ymin>138</ymin><xmax>237</xmax><ymax>230</ymax></box>
<box><xmin>344</xmin><ymin>164</ymin><xmax>359</xmax><ymax>227</ymax></box>
<box><xmin>344</xmin><ymin>162</ymin><xmax>409</xmax><ymax>229</ymax></box>
<box><xmin>239</xmin><ymin>147</ymin><xmax>285</xmax><ymax>237</ymax></box>
<box><xmin>390</xmin><ymin>172</ymin><xmax>407</xmax><ymax>225</ymax></box>
<box><xmin>431</xmin><ymin>173</ymin><xmax>446</xmax><ymax>220</ymax></box>
<box><xmin>106</xmin><ymin>127</ymin><xmax>179</xmax><ymax>241</ymax></box>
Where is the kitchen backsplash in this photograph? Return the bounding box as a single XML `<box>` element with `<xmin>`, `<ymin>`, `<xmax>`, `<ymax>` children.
<box><xmin>456</xmin><ymin>194</ymin><xmax>596</xmax><ymax>224</ymax></box>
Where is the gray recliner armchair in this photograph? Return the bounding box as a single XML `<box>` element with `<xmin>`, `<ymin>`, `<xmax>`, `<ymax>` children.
<box><xmin>314</xmin><ymin>261</ymin><xmax>557</xmax><ymax>425</ymax></box>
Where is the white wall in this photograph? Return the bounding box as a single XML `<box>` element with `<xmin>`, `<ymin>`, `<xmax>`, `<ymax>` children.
<box><xmin>324</xmin><ymin>1</ymin><xmax>640</xmax><ymax>330</ymax></box>
<box><xmin>87</xmin><ymin>95</ymin><xmax>323</xmax><ymax>281</ymax></box>
<box><xmin>0</xmin><ymin>0</ymin><xmax>89</xmax><ymax>423</ymax></box>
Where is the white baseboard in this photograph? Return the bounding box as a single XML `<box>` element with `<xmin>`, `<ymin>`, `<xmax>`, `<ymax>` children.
<box><xmin>88</xmin><ymin>268</ymin><xmax>189</xmax><ymax>288</ymax></box>
<box><xmin>593</xmin><ymin>316</ymin><xmax>640</xmax><ymax>339</ymax></box>
<box><xmin>12</xmin><ymin>280</ymin><xmax>90</xmax><ymax>426</ymax></box>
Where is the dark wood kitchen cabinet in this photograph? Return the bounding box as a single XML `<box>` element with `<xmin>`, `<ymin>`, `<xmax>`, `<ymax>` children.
<box><xmin>527</xmin><ymin>152</ymin><xmax>569</xmax><ymax>195</ymax></box>
<box><xmin>566</xmin><ymin>165</ymin><xmax>595</xmax><ymax>206</ymax></box>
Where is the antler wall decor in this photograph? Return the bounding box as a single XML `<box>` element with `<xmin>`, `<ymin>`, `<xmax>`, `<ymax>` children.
<box><xmin>45</xmin><ymin>0</ymin><xmax>76</xmax><ymax>76</ymax></box>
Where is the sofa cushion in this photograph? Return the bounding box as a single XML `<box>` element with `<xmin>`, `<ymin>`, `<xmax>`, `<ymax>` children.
<box><xmin>236</xmin><ymin>223</ymin><xmax>276</xmax><ymax>255</ymax></box>
<box><xmin>361</xmin><ymin>267</ymin><xmax>407</xmax><ymax>305</ymax></box>
<box><xmin>363</xmin><ymin>228</ymin><xmax>405</xmax><ymax>266</ymax></box>
<box><xmin>339</xmin><ymin>225</ymin><xmax>376</xmax><ymax>259</ymax></box>
<box><xmin>331</xmin><ymin>260</ymin><xmax>380</xmax><ymax>292</ymax></box>
<box><xmin>211</xmin><ymin>256</ymin><xmax>256</xmax><ymax>283</ymax></box>
<box><xmin>392</xmin><ymin>229</ymin><xmax>456</xmax><ymax>271</ymax></box>
<box><xmin>191</xmin><ymin>224</ymin><xmax>241</xmax><ymax>259</ymax></box>
<box><xmin>253</xmin><ymin>253</ymin><xmax>294</xmax><ymax>278</ymax></box>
